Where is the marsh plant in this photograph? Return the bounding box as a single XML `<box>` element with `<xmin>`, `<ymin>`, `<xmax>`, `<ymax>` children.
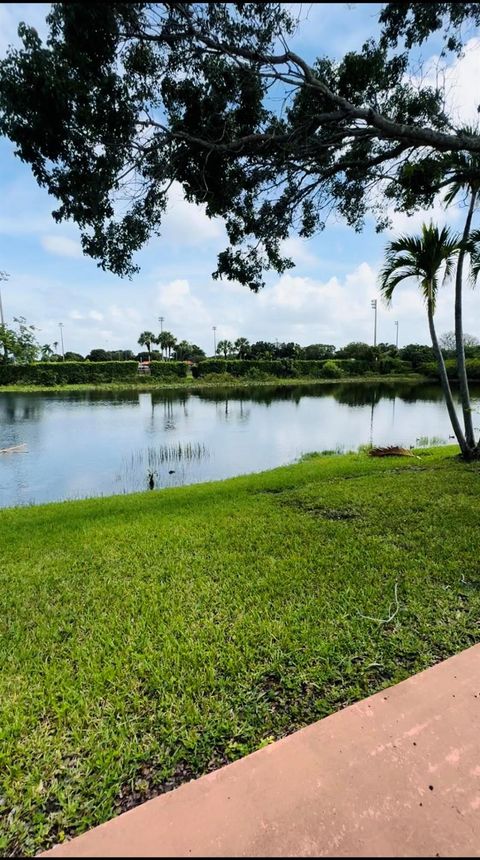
<box><xmin>415</xmin><ymin>436</ymin><xmax>448</xmax><ymax>448</ymax></box>
<box><xmin>116</xmin><ymin>442</ymin><xmax>210</xmax><ymax>492</ymax></box>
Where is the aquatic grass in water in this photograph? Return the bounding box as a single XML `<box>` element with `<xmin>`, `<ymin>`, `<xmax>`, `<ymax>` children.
<box><xmin>116</xmin><ymin>442</ymin><xmax>210</xmax><ymax>492</ymax></box>
<box><xmin>128</xmin><ymin>442</ymin><xmax>209</xmax><ymax>468</ymax></box>
<box><xmin>415</xmin><ymin>435</ymin><xmax>448</xmax><ymax>448</ymax></box>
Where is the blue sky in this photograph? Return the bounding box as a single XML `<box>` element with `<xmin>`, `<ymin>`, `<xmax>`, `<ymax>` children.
<box><xmin>0</xmin><ymin>3</ymin><xmax>479</xmax><ymax>356</ymax></box>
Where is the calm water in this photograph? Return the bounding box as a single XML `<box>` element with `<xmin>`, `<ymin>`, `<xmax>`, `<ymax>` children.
<box><xmin>0</xmin><ymin>381</ymin><xmax>477</xmax><ymax>508</ymax></box>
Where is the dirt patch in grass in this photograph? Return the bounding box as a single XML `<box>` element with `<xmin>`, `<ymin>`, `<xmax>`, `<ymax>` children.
<box><xmin>115</xmin><ymin>762</ymin><xmax>198</xmax><ymax>814</ymax></box>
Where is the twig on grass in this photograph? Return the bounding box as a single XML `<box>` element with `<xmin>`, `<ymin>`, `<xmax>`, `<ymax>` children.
<box><xmin>359</xmin><ymin>582</ymin><xmax>400</xmax><ymax>625</ymax></box>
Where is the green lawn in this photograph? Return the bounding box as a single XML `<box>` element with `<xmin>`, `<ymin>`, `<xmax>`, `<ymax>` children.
<box><xmin>1</xmin><ymin>447</ymin><xmax>479</xmax><ymax>855</ymax></box>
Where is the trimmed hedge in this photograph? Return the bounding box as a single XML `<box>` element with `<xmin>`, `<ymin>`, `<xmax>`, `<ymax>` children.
<box><xmin>0</xmin><ymin>361</ymin><xmax>188</xmax><ymax>386</ymax></box>
<box><xmin>150</xmin><ymin>361</ymin><xmax>189</xmax><ymax>379</ymax></box>
<box><xmin>0</xmin><ymin>357</ymin><xmax>418</xmax><ymax>387</ymax></box>
<box><xmin>192</xmin><ymin>359</ymin><xmax>336</xmax><ymax>378</ymax></box>
<box><xmin>192</xmin><ymin>358</ymin><xmax>413</xmax><ymax>379</ymax></box>
<box><xmin>420</xmin><ymin>358</ymin><xmax>480</xmax><ymax>381</ymax></box>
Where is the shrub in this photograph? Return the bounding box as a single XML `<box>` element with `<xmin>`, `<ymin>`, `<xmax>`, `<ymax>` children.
<box><xmin>320</xmin><ymin>360</ymin><xmax>344</xmax><ymax>379</ymax></box>
<box><xmin>194</xmin><ymin>372</ymin><xmax>237</xmax><ymax>384</ymax></box>
<box><xmin>420</xmin><ymin>358</ymin><xmax>480</xmax><ymax>381</ymax></box>
<box><xmin>149</xmin><ymin>361</ymin><xmax>188</xmax><ymax>379</ymax></box>
<box><xmin>243</xmin><ymin>367</ymin><xmax>273</xmax><ymax>381</ymax></box>
<box><xmin>378</xmin><ymin>356</ymin><xmax>411</xmax><ymax>375</ymax></box>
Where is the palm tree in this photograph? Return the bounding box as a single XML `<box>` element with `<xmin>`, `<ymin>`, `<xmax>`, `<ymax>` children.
<box><xmin>163</xmin><ymin>331</ymin><xmax>177</xmax><ymax>359</ymax></box>
<box><xmin>157</xmin><ymin>331</ymin><xmax>170</xmax><ymax>360</ymax></box>
<box><xmin>440</xmin><ymin>136</ymin><xmax>480</xmax><ymax>449</ymax></box>
<box><xmin>234</xmin><ymin>337</ymin><xmax>250</xmax><ymax>358</ymax></box>
<box><xmin>379</xmin><ymin>223</ymin><xmax>472</xmax><ymax>457</ymax></box>
<box><xmin>216</xmin><ymin>339</ymin><xmax>234</xmax><ymax>358</ymax></box>
<box><xmin>40</xmin><ymin>343</ymin><xmax>54</xmax><ymax>361</ymax></box>
<box><xmin>174</xmin><ymin>339</ymin><xmax>191</xmax><ymax>361</ymax></box>
<box><xmin>138</xmin><ymin>331</ymin><xmax>156</xmax><ymax>361</ymax></box>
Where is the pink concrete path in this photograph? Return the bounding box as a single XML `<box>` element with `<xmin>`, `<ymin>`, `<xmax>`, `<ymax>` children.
<box><xmin>42</xmin><ymin>644</ymin><xmax>480</xmax><ymax>857</ymax></box>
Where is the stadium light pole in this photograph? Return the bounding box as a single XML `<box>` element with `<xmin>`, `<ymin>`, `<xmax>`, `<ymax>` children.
<box><xmin>58</xmin><ymin>322</ymin><xmax>65</xmax><ymax>360</ymax></box>
<box><xmin>0</xmin><ymin>270</ymin><xmax>8</xmax><ymax>327</ymax></box>
<box><xmin>371</xmin><ymin>299</ymin><xmax>377</xmax><ymax>347</ymax></box>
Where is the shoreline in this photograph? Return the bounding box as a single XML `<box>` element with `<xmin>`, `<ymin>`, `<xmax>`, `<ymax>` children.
<box><xmin>0</xmin><ymin>373</ymin><xmax>428</xmax><ymax>395</ymax></box>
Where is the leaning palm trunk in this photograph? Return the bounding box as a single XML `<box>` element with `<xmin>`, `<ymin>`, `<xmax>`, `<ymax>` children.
<box><xmin>455</xmin><ymin>189</ymin><xmax>477</xmax><ymax>450</ymax></box>
<box><xmin>379</xmin><ymin>223</ymin><xmax>478</xmax><ymax>460</ymax></box>
<box><xmin>427</xmin><ymin>291</ymin><xmax>468</xmax><ymax>456</ymax></box>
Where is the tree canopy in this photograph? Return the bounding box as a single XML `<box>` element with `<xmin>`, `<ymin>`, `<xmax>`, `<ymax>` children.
<box><xmin>0</xmin><ymin>316</ymin><xmax>40</xmax><ymax>364</ymax></box>
<box><xmin>1</xmin><ymin>3</ymin><xmax>480</xmax><ymax>289</ymax></box>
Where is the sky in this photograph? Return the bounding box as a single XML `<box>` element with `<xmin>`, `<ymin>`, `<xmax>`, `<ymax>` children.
<box><xmin>0</xmin><ymin>3</ymin><xmax>479</xmax><ymax>357</ymax></box>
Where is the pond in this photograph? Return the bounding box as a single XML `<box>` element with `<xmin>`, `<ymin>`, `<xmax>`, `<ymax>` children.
<box><xmin>0</xmin><ymin>380</ymin><xmax>477</xmax><ymax>508</ymax></box>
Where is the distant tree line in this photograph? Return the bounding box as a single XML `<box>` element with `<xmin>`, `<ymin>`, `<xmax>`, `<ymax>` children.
<box><xmin>1</xmin><ymin>314</ymin><xmax>479</xmax><ymax>368</ymax></box>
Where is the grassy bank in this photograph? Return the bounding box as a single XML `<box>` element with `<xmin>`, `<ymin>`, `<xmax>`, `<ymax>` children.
<box><xmin>1</xmin><ymin>447</ymin><xmax>479</xmax><ymax>854</ymax></box>
<box><xmin>0</xmin><ymin>373</ymin><xmax>425</xmax><ymax>395</ymax></box>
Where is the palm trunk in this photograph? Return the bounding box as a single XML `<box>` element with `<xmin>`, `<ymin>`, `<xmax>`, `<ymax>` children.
<box><xmin>427</xmin><ymin>293</ymin><xmax>469</xmax><ymax>457</ymax></box>
<box><xmin>455</xmin><ymin>188</ymin><xmax>477</xmax><ymax>449</ymax></box>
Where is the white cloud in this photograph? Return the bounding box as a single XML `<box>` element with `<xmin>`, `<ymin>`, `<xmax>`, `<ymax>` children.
<box><xmin>108</xmin><ymin>304</ymin><xmax>141</xmax><ymax>323</ymax></box>
<box><xmin>279</xmin><ymin>236</ymin><xmax>318</xmax><ymax>268</ymax></box>
<box><xmin>159</xmin><ymin>181</ymin><xmax>225</xmax><ymax>247</ymax></box>
<box><xmin>41</xmin><ymin>235</ymin><xmax>83</xmax><ymax>258</ymax></box>
<box><xmin>414</xmin><ymin>37</ymin><xmax>480</xmax><ymax>127</ymax></box>
<box><xmin>159</xmin><ymin>279</ymin><xmax>190</xmax><ymax>304</ymax></box>
<box><xmin>256</xmin><ymin>263</ymin><xmax>382</xmax><ymax>343</ymax></box>
<box><xmin>155</xmin><ymin>279</ymin><xmax>211</xmax><ymax>332</ymax></box>
<box><xmin>385</xmin><ymin>192</ymin><xmax>462</xmax><ymax>237</ymax></box>
<box><xmin>260</xmin><ymin>262</ymin><xmax>376</xmax><ymax>314</ymax></box>
<box><xmin>68</xmin><ymin>308</ymin><xmax>104</xmax><ymax>322</ymax></box>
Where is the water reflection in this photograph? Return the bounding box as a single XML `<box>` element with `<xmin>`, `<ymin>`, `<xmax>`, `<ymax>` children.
<box><xmin>0</xmin><ymin>393</ymin><xmax>45</xmax><ymax>422</ymax></box>
<box><xmin>0</xmin><ymin>380</ymin><xmax>477</xmax><ymax>508</ymax></box>
<box><xmin>331</xmin><ymin>381</ymin><xmax>445</xmax><ymax>406</ymax></box>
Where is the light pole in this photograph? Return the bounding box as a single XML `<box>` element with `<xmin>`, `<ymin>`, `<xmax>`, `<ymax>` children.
<box><xmin>212</xmin><ymin>326</ymin><xmax>217</xmax><ymax>356</ymax></box>
<box><xmin>371</xmin><ymin>299</ymin><xmax>377</xmax><ymax>347</ymax></box>
<box><xmin>394</xmin><ymin>320</ymin><xmax>399</xmax><ymax>349</ymax></box>
<box><xmin>158</xmin><ymin>316</ymin><xmax>164</xmax><ymax>333</ymax></box>
<box><xmin>0</xmin><ymin>271</ymin><xmax>8</xmax><ymax>327</ymax></box>
<box><xmin>58</xmin><ymin>322</ymin><xmax>65</xmax><ymax>360</ymax></box>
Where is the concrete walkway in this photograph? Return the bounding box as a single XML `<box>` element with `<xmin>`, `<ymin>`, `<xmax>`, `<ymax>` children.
<box><xmin>42</xmin><ymin>644</ymin><xmax>480</xmax><ymax>857</ymax></box>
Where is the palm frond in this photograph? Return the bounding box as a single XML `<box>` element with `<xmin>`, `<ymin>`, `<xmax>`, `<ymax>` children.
<box><xmin>379</xmin><ymin>267</ymin><xmax>419</xmax><ymax>304</ymax></box>
<box><xmin>378</xmin><ymin>222</ymin><xmax>461</xmax><ymax>311</ymax></box>
<box><xmin>467</xmin><ymin>228</ymin><xmax>480</xmax><ymax>287</ymax></box>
